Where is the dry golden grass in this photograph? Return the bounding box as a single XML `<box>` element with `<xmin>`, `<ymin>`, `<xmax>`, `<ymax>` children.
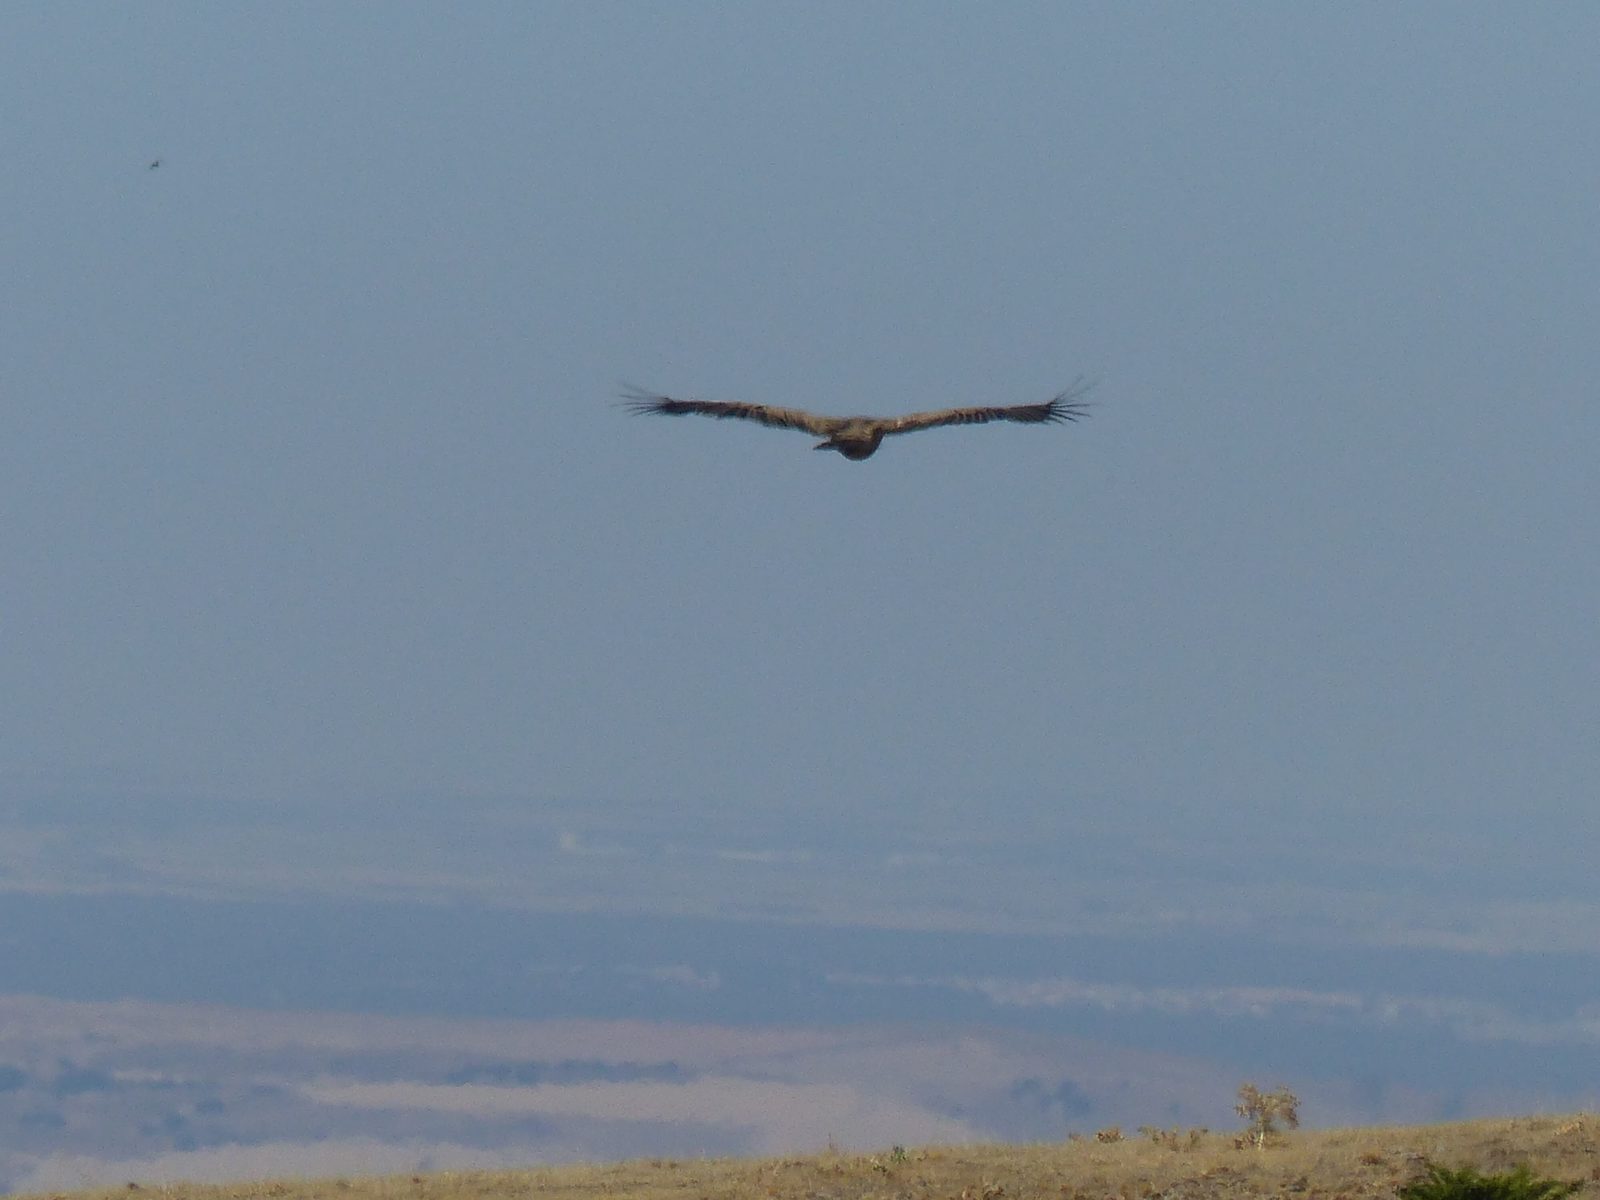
<box><xmin>16</xmin><ymin>1113</ymin><xmax>1599</xmax><ymax>1200</ymax></box>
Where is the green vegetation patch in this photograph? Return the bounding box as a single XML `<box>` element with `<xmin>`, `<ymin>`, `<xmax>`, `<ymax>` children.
<box><xmin>1398</xmin><ymin>1162</ymin><xmax>1584</xmax><ymax>1200</ymax></box>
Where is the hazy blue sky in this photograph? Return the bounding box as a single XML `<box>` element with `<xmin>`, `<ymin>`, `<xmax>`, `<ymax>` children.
<box><xmin>5</xmin><ymin>4</ymin><xmax>1598</xmax><ymax>892</ymax></box>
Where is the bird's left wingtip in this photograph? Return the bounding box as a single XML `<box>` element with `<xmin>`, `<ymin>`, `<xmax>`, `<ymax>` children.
<box><xmin>617</xmin><ymin>383</ymin><xmax>678</xmax><ymax>415</ymax></box>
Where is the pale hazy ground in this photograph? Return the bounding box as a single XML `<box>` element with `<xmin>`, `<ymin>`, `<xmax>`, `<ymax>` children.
<box><xmin>0</xmin><ymin>994</ymin><xmax>1575</xmax><ymax>1194</ymax></box>
<box><xmin>18</xmin><ymin>1113</ymin><xmax>1600</xmax><ymax>1200</ymax></box>
<box><xmin>4</xmin><ymin>785</ymin><xmax>1599</xmax><ymax>1197</ymax></box>
<box><xmin>5</xmin><ymin>787</ymin><xmax>1597</xmax><ymax>955</ymax></box>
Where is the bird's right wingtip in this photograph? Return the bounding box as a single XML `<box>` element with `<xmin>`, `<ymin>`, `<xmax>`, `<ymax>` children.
<box><xmin>1047</xmin><ymin>376</ymin><xmax>1097</xmax><ymax>422</ymax></box>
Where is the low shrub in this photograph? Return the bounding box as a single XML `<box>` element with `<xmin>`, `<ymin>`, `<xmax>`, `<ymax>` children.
<box><xmin>1397</xmin><ymin>1163</ymin><xmax>1582</xmax><ymax>1200</ymax></box>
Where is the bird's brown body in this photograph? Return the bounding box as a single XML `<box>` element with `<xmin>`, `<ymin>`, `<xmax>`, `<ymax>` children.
<box><xmin>622</xmin><ymin>380</ymin><xmax>1090</xmax><ymax>460</ymax></box>
<box><xmin>819</xmin><ymin>419</ymin><xmax>893</xmax><ymax>460</ymax></box>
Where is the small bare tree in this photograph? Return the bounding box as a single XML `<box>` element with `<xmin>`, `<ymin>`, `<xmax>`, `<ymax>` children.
<box><xmin>1234</xmin><ymin>1083</ymin><xmax>1300</xmax><ymax>1149</ymax></box>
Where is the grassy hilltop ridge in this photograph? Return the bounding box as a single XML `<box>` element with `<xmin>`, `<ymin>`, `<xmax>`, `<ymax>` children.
<box><xmin>14</xmin><ymin>1113</ymin><xmax>1597</xmax><ymax>1200</ymax></box>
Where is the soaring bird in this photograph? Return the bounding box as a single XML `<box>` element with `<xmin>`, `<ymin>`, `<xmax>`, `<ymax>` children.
<box><xmin>622</xmin><ymin>379</ymin><xmax>1091</xmax><ymax>461</ymax></box>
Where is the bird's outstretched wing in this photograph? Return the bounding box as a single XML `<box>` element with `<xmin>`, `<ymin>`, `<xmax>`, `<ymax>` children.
<box><xmin>620</xmin><ymin>386</ymin><xmax>842</xmax><ymax>436</ymax></box>
<box><xmin>885</xmin><ymin>379</ymin><xmax>1093</xmax><ymax>436</ymax></box>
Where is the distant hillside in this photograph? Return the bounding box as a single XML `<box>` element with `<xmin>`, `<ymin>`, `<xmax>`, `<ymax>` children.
<box><xmin>13</xmin><ymin>1113</ymin><xmax>1597</xmax><ymax>1200</ymax></box>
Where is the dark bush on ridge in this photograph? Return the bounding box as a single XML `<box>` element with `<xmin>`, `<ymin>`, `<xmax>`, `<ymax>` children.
<box><xmin>1397</xmin><ymin>1162</ymin><xmax>1582</xmax><ymax>1200</ymax></box>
